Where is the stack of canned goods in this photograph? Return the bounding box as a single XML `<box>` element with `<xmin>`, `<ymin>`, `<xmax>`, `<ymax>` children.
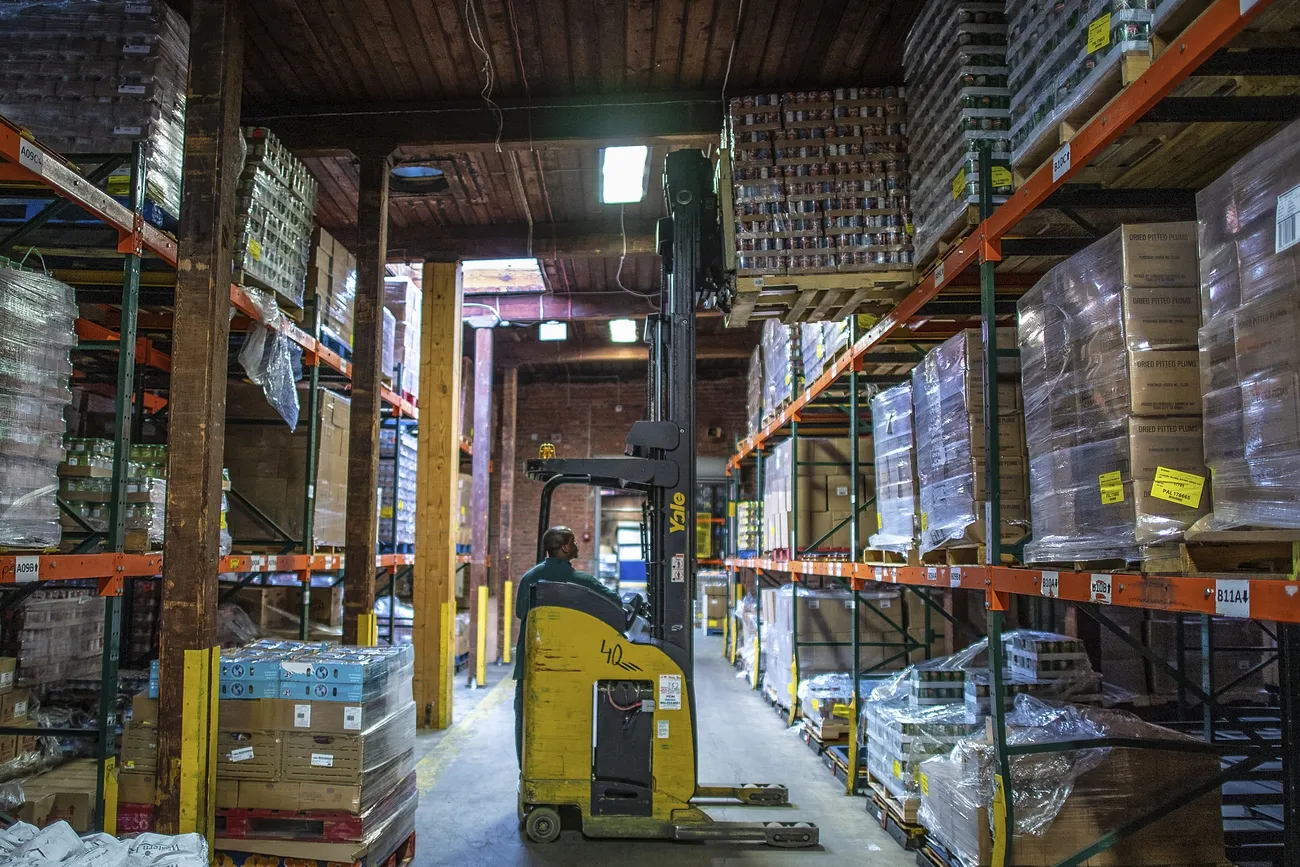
<box><xmin>728</xmin><ymin>88</ymin><xmax>915</xmax><ymax>277</ymax></box>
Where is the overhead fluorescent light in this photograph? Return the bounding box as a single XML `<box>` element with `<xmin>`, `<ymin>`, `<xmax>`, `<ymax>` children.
<box><xmin>600</xmin><ymin>145</ymin><xmax>650</xmax><ymax>204</ymax></box>
<box><xmin>538</xmin><ymin>320</ymin><xmax>568</xmax><ymax>342</ymax></box>
<box><xmin>609</xmin><ymin>318</ymin><xmax>638</xmax><ymax>343</ymax></box>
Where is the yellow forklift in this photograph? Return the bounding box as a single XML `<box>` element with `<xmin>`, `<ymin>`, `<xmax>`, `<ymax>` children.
<box><xmin>518</xmin><ymin>150</ymin><xmax>818</xmax><ymax>848</ymax></box>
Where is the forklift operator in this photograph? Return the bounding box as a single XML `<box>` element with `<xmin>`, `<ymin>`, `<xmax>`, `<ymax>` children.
<box><xmin>514</xmin><ymin>525</ymin><xmax>623</xmax><ymax>765</ymax></box>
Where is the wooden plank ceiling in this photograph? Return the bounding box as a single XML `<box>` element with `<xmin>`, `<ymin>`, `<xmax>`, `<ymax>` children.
<box><xmin>248</xmin><ymin>1</ymin><xmax>921</xmax><ymax>300</ymax></box>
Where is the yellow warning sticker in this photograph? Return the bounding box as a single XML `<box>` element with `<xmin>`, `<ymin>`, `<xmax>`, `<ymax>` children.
<box><xmin>248</xmin><ymin>238</ymin><xmax>263</xmax><ymax>262</ymax></box>
<box><xmin>1151</xmin><ymin>466</ymin><xmax>1206</xmax><ymax>508</ymax></box>
<box><xmin>905</xmin><ymin>222</ymin><xmax>915</xmax><ymax>236</ymax></box>
<box><xmin>920</xmin><ymin>512</ymin><xmax>929</xmax><ymax>532</ymax></box>
<box><xmin>952</xmin><ymin>169</ymin><xmax>967</xmax><ymax>200</ymax></box>
<box><xmin>832</xmin><ymin>703</ymin><xmax>851</xmax><ymax>719</ymax></box>
<box><xmin>877</xmin><ymin>512</ymin><xmax>883</xmax><ymax>530</ymax></box>
<box><xmin>1087</xmin><ymin>13</ymin><xmax>1112</xmax><ymax>53</ymax></box>
<box><xmin>991</xmin><ymin>166</ymin><xmax>1012</xmax><ymax>188</ymax></box>
<box><xmin>892</xmin><ymin>759</ymin><xmax>902</xmax><ymax>779</ymax></box>
<box><xmin>1099</xmin><ymin>470</ymin><xmax>1124</xmax><ymax>504</ymax></box>
<box><xmin>728</xmin><ymin>501</ymin><xmax>736</xmax><ymax>518</ymax></box>
<box><xmin>920</xmin><ymin>772</ymin><xmax>930</xmax><ymax>797</ymax></box>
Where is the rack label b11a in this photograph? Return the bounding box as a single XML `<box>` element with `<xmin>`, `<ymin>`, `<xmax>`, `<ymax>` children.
<box><xmin>1214</xmin><ymin>579</ymin><xmax>1250</xmax><ymax>619</ymax></box>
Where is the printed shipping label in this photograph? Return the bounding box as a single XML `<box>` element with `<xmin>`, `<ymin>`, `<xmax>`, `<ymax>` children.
<box><xmin>343</xmin><ymin>707</ymin><xmax>362</xmax><ymax>730</ymax></box>
<box><xmin>952</xmin><ymin>169</ymin><xmax>967</xmax><ymax>201</ymax></box>
<box><xmin>228</xmin><ymin>747</ymin><xmax>254</xmax><ymax>763</ymax></box>
<box><xmin>657</xmin><ymin>720</ymin><xmax>670</xmax><ymax>739</ymax></box>
<box><xmin>294</xmin><ymin>704</ymin><xmax>311</xmax><ymax>728</ymax></box>
<box><xmin>310</xmin><ymin>753</ymin><xmax>334</xmax><ymax>768</ymax></box>
<box><xmin>991</xmin><ymin>166</ymin><xmax>1012</xmax><ymax>188</ymax></box>
<box><xmin>1215</xmin><ymin>579</ymin><xmax>1250</xmax><ymax>619</ymax></box>
<box><xmin>0</xmin><ymin>671</ymin><xmax>11</xmax><ymax>688</ymax></box>
<box><xmin>1098</xmin><ymin>471</ymin><xmax>1124</xmax><ymax>504</ymax></box>
<box><xmin>1087</xmin><ymin>13</ymin><xmax>1112</xmax><ymax>53</ymax></box>
<box><xmin>1089</xmin><ymin>573</ymin><xmax>1113</xmax><ymax>605</ymax></box>
<box><xmin>1276</xmin><ymin>183</ymin><xmax>1300</xmax><ymax>253</ymax></box>
<box><xmin>658</xmin><ymin>674</ymin><xmax>683</xmax><ymax>711</ymax></box>
<box><xmin>1150</xmin><ymin>466</ymin><xmax>1206</xmax><ymax>508</ymax></box>
<box><xmin>118</xmin><ymin>85</ymin><xmax>147</xmax><ymax>95</ymax></box>
<box><xmin>13</xmin><ymin>700</ymin><xmax>26</xmax><ymax>717</ymax></box>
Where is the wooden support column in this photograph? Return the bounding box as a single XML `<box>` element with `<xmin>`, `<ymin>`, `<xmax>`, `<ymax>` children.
<box><xmin>467</xmin><ymin>326</ymin><xmax>494</xmax><ymax>684</ymax></box>
<box><xmin>414</xmin><ymin>262</ymin><xmax>463</xmax><ymax>728</ymax></box>
<box><xmin>156</xmin><ymin>0</ymin><xmax>242</xmax><ymax>837</ymax></box>
<box><xmin>495</xmin><ymin>367</ymin><xmax>518</xmax><ymax>662</ymax></box>
<box><xmin>342</xmin><ymin>153</ymin><xmax>392</xmax><ymax>646</ymax></box>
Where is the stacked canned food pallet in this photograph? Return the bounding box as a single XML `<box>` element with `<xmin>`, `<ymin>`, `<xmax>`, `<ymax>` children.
<box><xmin>728</xmin><ymin>88</ymin><xmax>914</xmax><ymax>278</ymax></box>
<box><xmin>903</xmin><ymin>1</ymin><xmax>1014</xmax><ymax>267</ymax></box>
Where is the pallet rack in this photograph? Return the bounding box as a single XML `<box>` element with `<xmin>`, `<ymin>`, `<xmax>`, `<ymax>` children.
<box><xmin>724</xmin><ymin>1</ymin><xmax>1298</xmax><ymax>863</ymax></box>
<box><xmin>0</xmin><ymin>114</ymin><xmax>480</xmax><ymax>830</ymax></box>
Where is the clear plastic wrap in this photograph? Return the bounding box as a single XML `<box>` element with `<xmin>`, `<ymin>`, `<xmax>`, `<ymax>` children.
<box><xmin>746</xmin><ymin>346</ymin><xmax>764</xmax><ymax>435</ymax></box>
<box><xmin>735</xmin><ymin>500</ymin><xmax>761</xmax><ymax>556</ymax></box>
<box><xmin>1018</xmin><ymin>224</ymin><xmax>1207</xmax><ymax>561</ymax></box>
<box><xmin>903</xmin><ymin>1</ymin><xmax>1013</xmax><ymax>264</ymax></box>
<box><xmin>0</xmin><ymin>266</ymin><xmax>75</xmax><ymax>549</ymax></box>
<box><xmin>796</xmin><ymin>672</ymin><xmax>882</xmax><ymax>722</ymax></box>
<box><xmin>307</xmin><ymin>227</ymin><xmax>357</xmax><ymax>347</ymax></box>
<box><xmin>381</xmin><ymin>307</ymin><xmax>397</xmax><ymax>383</ymax></box>
<box><xmin>384</xmin><ymin>277</ymin><xmax>422</xmax><ymax>397</ymax></box>
<box><xmin>1007</xmin><ymin>1</ymin><xmax>1157</xmax><ymax>168</ymax></box>
<box><xmin>1</xmin><ymin>589</ymin><xmax>105</xmax><ymax>688</ymax></box>
<box><xmin>918</xmin><ymin>695</ymin><xmax>1225</xmax><ymax>867</ymax></box>
<box><xmin>761</xmin><ymin>320</ymin><xmax>802</xmax><ymax>422</ymax></box>
<box><xmin>728</xmin><ymin>88</ymin><xmax>914</xmax><ymax>278</ymax></box>
<box><xmin>869</xmin><ymin>383</ymin><xmax>918</xmax><ymax>551</ymax></box>
<box><xmin>281</xmin><ymin>701</ymin><xmax>416</xmax><ymax>784</ymax></box>
<box><xmin>237</xmin><ymin>289</ymin><xmax>304</xmax><ymax>431</ymax></box>
<box><xmin>911</xmin><ymin>329</ymin><xmax>1027</xmax><ymax>553</ymax></box>
<box><xmin>377</xmin><ymin>426</ymin><xmax>417</xmax><ymax>548</ymax></box>
<box><xmin>0</xmin><ymin>1</ymin><xmax>190</xmax><ymax>221</ymax></box>
<box><xmin>737</xmin><ymin>593</ymin><xmax>760</xmax><ymax>682</ymax></box>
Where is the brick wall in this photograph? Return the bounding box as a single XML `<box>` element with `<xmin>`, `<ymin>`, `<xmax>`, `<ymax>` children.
<box><xmin>498</xmin><ymin>375</ymin><xmax>748</xmax><ymax>578</ymax></box>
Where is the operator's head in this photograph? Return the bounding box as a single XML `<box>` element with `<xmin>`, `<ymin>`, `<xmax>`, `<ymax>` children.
<box><xmin>542</xmin><ymin>526</ymin><xmax>579</xmax><ymax>561</ymax></box>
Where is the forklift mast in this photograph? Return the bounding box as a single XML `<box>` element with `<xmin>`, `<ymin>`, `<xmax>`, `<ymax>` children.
<box><xmin>525</xmin><ymin>149</ymin><xmax>727</xmax><ymax>667</ymax></box>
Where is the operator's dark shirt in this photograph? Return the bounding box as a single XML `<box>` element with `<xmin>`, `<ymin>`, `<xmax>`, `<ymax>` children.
<box><xmin>513</xmin><ymin>557</ymin><xmax>622</xmax><ymax>680</ymax></box>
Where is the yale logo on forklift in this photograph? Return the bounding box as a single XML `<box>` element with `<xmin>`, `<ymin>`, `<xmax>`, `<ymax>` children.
<box><xmin>668</xmin><ymin>491</ymin><xmax>687</xmax><ymax>532</ymax></box>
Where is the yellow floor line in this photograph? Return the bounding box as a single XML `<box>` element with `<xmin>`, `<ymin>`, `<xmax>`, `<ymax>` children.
<box><xmin>416</xmin><ymin>675</ymin><xmax>515</xmax><ymax>794</ymax></box>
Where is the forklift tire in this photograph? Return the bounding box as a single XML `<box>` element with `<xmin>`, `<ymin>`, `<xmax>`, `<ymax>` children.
<box><xmin>524</xmin><ymin>807</ymin><xmax>562</xmax><ymax>844</ymax></box>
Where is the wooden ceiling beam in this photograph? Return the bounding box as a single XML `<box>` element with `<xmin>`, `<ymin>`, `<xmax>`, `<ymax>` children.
<box><xmin>242</xmin><ymin>92</ymin><xmax>722</xmax><ymax>155</ymax></box>
<box><xmin>382</xmin><ymin>219</ymin><xmax>658</xmax><ymax>262</ymax></box>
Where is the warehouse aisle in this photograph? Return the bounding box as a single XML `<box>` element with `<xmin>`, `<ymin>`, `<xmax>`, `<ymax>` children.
<box><xmin>410</xmin><ymin>635</ymin><xmax>913</xmax><ymax>866</ymax></box>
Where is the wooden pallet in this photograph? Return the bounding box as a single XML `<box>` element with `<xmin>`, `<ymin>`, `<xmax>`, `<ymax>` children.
<box><xmin>728</xmin><ymin>271</ymin><xmax>911</xmax><ymax>327</ymax></box>
<box><xmin>869</xmin><ymin>777</ymin><xmax>922</xmax><ymax>825</ymax></box>
<box><xmin>920</xmin><ymin>545</ymin><xmax>984</xmax><ymax>567</ymax></box>
<box><xmin>802</xmin><ymin>717</ymin><xmax>849</xmax><ymax>746</ymax></box>
<box><xmin>914</xmin><ymin>205</ymin><xmax>982</xmax><ymax>275</ymax></box>
<box><xmin>1011</xmin><ymin>50</ymin><xmax>1153</xmax><ymax>179</ymax></box>
<box><xmin>863</xmin><ymin>549</ymin><xmax>921</xmax><ymax>567</ymax></box>
<box><xmin>216</xmin><ymin>775</ymin><xmax>415</xmax><ymax>842</ymax></box>
<box><xmin>866</xmin><ymin>783</ymin><xmax>927</xmax><ymax>851</ymax></box>
<box><xmin>1142</xmin><ymin>528</ymin><xmax>1300</xmax><ymax>577</ymax></box>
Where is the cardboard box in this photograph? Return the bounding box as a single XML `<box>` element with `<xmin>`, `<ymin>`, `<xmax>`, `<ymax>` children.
<box><xmin>1</xmin><ymin>688</ymin><xmax>29</xmax><ymax>723</ymax></box>
<box><xmin>120</xmin><ymin>722</ymin><xmax>158</xmax><ymax>773</ymax></box>
<box><xmin>971</xmin><ymin>456</ymin><xmax>1028</xmax><ymax>501</ymax></box>
<box><xmin>1115</xmin><ymin>222</ymin><xmax>1200</xmax><ymax>287</ymax></box>
<box><xmin>131</xmin><ymin>694</ymin><xmax>158</xmax><ymax>726</ymax></box>
<box><xmin>278</xmin><ymin>700</ymin><xmax>366</xmax><ymax>735</ymax></box>
<box><xmin>0</xmin><ymin>657</ymin><xmax>15</xmax><ymax>693</ymax></box>
<box><xmin>1127</xmin><ymin>418</ymin><xmax>1206</xmax><ymax>478</ymax></box>
<box><xmin>0</xmin><ymin>735</ymin><xmax>14</xmax><ymax>763</ymax></box>
<box><xmin>1126</xmin><ymin>350</ymin><xmax>1201</xmax><ymax>416</ymax></box>
<box><xmin>20</xmin><ymin>759</ymin><xmax>99</xmax><ymax>832</ymax></box>
<box><xmin>1120</xmin><ymin>283</ymin><xmax>1200</xmax><ymax>349</ymax></box>
<box><xmin>217</xmin><ymin>731</ymin><xmax>282</xmax><ymax>781</ymax></box>
<box><xmin>217</xmin><ymin>778</ymin><xmax>240</xmax><ymax>809</ymax></box>
<box><xmin>705</xmin><ymin>595</ymin><xmax>727</xmax><ymax>620</ymax></box>
<box><xmin>118</xmin><ymin>771</ymin><xmax>155</xmax><ymax>805</ymax></box>
<box><xmin>237</xmin><ymin>780</ymin><xmax>299</xmax><ymax>810</ymax></box>
<box><xmin>282</xmin><ymin>733</ymin><xmax>365</xmax><ymax>784</ymax></box>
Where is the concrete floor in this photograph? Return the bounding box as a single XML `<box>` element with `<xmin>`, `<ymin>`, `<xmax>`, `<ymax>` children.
<box><xmin>410</xmin><ymin>634</ymin><xmax>913</xmax><ymax>866</ymax></box>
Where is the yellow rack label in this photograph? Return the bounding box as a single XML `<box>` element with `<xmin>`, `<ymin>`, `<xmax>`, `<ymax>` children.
<box><xmin>920</xmin><ymin>512</ymin><xmax>929</xmax><ymax>532</ymax></box>
<box><xmin>920</xmin><ymin>772</ymin><xmax>930</xmax><ymax>797</ymax></box>
<box><xmin>1087</xmin><ymin>13</ymin><xmax>1112</xmax><ymax>53</ymax></box>
<box><xmin>1099</xmin><ymin>470</ymin><xmax>1124</xmax><ymax>504</ymax></box>
<box><xmin>876</xmin><ymin>512</ymin><xmax>883</xmax><ymax>530</ymax></box>
<box><xmin>991</xmin><ymin>166</ymin><xmax>1012</xmax><ymax>188</ymax></box>
<box><xmin>952</xmin><ymin>168</ymin><xmax>967</xmax><ymax>200</ymax></box>
<box><xmin>1150</xmin><ymin>466</ymin><xmax>1206</xmax><ymax>508</ymax></box>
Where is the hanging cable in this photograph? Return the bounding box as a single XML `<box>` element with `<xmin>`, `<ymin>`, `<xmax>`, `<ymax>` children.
<box><xmin>614</xmin><ymin>204</ymin><xmax>661</xmax><ymax>311</ymax></box>
<box><xmin>464</xmin><ymin>0</ymin><xmax>504</xmax><ymax>152</ymax></box>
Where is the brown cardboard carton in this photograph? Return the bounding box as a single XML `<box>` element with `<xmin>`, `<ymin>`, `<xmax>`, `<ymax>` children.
<box><xmin>282</xmin><ymin>732</ymin><xmax>364</xmax><ymax>784</ymax></box>
<box><xmin>1120</xmin><ymin>283</ymin><xmax>1200</xmax><ymax>349</ymax></box>
<box><xmin>120</xmin><ymin>722</ymin><xmax>158</xmax><ymax>773</ymax></box>
<box><xmin>217</xmin><ymin>778</ymin><xmax>240</xmax><ymax>809</ymax></box>
<box><xmin>1126</xmin><ymin>350</ymin><xmax>1201</xmax><ymax>416</ymax></box>
<box><xmin>971</xmin><ymin>456</ymin><xmax>1028</xmax><ymax>500</ymax></box>
<box><xmin>21</xmin><ymin>759</ymin><xmax>98</xmax><ymax>832</ymax></box>
<box><xmin>1</xmin><ymin>689</ymin><xmax>29</xmax><ymax>723</ymax></box>
<box><xmin>276</xmin><ymin>701</ymin><xmax>366</xmax><ymax>736</ymax></box>
<box><xmin>705</xmin><ymin>595</ymin><xmax>727</xmax><ymax>621</ymax></box>
<box><xmin>703</xmin><ymin>583</ymin><xmax>727</xmax><ymax>596</ymax></box>
<box><xmin>0</xmin><ymin>735</ymin><xmax>15</xmax><ymax>763</ymax></box>
<box><xmin>1127</xmin><ymin>418</ymin><xmax>1206</xmax><ymax>478</ymax></box>
<box><xmin>216</xmin><ymin>731</ymin><xmax>282</xmax><ymax>781</ymax></box>
<box><xmin>131</xmin><ymin>694</ymin><xmax>157</xmax><ymax>726</ymax></box>
<box><xmin>0</xmin><ymin>657</ymin><xmax>16</xmax><ymax>694</ymax></box>
<box><xmin>1116</xmin><ymin>222</ymin><xmax>1200</xmax><ymax>287</ymax></box>
<box><xmin>237</xmin><ymin>780</ymin><xmax>300</xmax><ymax>810</ymax></box>
<box><xmin>118</xmin><ymin>771</ymin><xmax>155</xmax><ymax>805</ymax></box>
<box><xmin>17</xmin><ymin>792</ymin><xmax>55</xmax><ymax>827</ymax></box>
<box><xmin>296</xmin><ymin>781</ymin><xmax>363</xmax><ymax>812</ymax></box>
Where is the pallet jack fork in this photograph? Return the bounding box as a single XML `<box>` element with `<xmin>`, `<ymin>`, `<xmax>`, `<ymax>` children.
<box><xmin>519</xmin><ymin>150</ymin><xmax>819</xmax><ymax>848</ymax></box>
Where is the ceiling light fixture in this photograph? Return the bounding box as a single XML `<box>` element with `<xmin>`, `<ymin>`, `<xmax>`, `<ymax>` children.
<box><xmin>600</xmin><ymin>145</ymin><xmax>650</xmax><ymax>204</ymax></box>
<box><xmin>608</xmin><ymin>318</ymin><xmax>639</xmax><ymax>343</ymax></box>
<box><xmin>538</xmin><ymin>320</ymin><xmax>568</xmax><ymax>342</ymax></box>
